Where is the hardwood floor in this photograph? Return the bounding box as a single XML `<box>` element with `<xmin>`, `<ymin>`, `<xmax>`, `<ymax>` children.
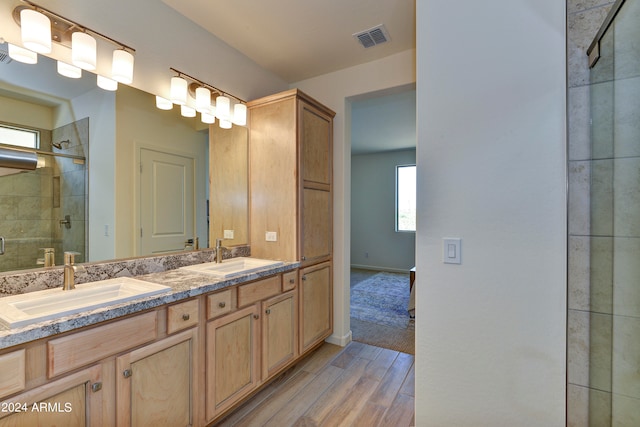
<box><xmin>213</xmin><ymin>341</ymin><xmax>415</xmax><ymax>427</ymax></box>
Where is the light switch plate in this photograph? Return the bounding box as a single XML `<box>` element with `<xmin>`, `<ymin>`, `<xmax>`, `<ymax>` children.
<box><xmin>223</xmin><ymin>229</ymin><xmax>234</xmax><ymax>239</ymax></box>
<box><xmin>443</xmin><ymin>238</ymin><xmax>461</xmax><ymax>264</ymax></box>
<box><xmin>266</xmin><ymin>231</ymin><xmax>277</xmax><ymax>242</ymax></box>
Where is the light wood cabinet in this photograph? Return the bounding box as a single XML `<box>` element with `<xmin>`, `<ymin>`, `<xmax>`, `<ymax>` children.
<box><xmin>0</xmin><ymin>364</ymin><xmax>103</xmax><ymax>427</ymax></box>
<box><xmin>262</xmin><ymin>291</ymin><xmax>298</xmax><ymax>379</ymax></box>
<box><xmin>116</xmin><ymin>329</ymin><xmax>197</xmax><ymax>427</ymax></box>
<box><xmin>299</xmin><ymin>262</ymin><xmax>333</xmax><ymax>354</ymax></box>
<box><xmin>247</xmin><ymin>89</ymin><xmax>335</xmax><ymax>266</ymax></box>
<box><xmin>206</xmin><ymin>304</ymin><xmax>260</xmax><ymax>422</ymax></box>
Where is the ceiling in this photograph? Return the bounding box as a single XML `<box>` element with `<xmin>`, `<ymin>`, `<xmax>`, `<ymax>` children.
<box><xmin>161</xmin><ymin>0</ymin><xmax>416</xmax><ymax>84</ymax></box>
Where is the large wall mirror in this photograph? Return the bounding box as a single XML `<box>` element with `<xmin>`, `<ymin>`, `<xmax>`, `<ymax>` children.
<box><xmin>0</xmin><ymin>47</ymin><xmax>248</xmax><ymax>274</ymax></box>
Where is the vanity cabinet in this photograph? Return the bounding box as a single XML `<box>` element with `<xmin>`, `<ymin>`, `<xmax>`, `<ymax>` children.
<box><xmin>0</xmin><ymin>364</ymin><xmax>103</xmax><ymax>427</ymax></box>
<box><xmin>116</xmin><ymin>328</ymin><xmax>198</xmax><ymax>427</ymax></box>
<box><xmin>299</xmin><ymin>262</ymin><xmax>333</xmax><ymax>353</ymax></box>
<box><xmin>206</xmin><ymin>304</ymin><xmax>260</xmax><ymax>421</ymax></box>
<box><xmin>247</xmin><ymin>89</ymin><xmax>335</xmax><ymax>266</ymax></box>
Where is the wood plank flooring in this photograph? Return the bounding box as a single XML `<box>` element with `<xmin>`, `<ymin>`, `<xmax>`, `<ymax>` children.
<box><xmin>213</xmin><ymin>341</ymin><xmax>415</xmax><ymax>427</ymax></box>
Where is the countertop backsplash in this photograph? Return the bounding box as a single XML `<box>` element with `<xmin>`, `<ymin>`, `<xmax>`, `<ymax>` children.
<box><xmin>0</xmin><ymin>245</ymin><xmax>250</xmax><ymax>297</ymax></box>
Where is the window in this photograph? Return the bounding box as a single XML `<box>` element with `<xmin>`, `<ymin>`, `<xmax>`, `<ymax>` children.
<box><xmin>396</xmin><ymin>164</ymin><xmax>416</xmax><ymax>232</ymax></box>
<box><xmin>0</xmin><ymin>124</ymin><xmax>40</xmax><ymax>149</ymax></box>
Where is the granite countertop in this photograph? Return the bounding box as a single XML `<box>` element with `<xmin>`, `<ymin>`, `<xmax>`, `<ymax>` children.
<box><xmin>0</xmin><ymin>262</ymin><xmax>298</xmax><ymax>350</ymax></box>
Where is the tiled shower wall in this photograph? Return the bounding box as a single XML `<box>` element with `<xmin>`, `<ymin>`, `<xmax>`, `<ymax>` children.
<box><xmin>567</xmin><ymin>0</ymin><xmax>640</xmax><ymax>425</ymax></box>
<box><xmin>0</xmin><ymin>118</ymin><xmax>88</xmax><ymax>272</ymax></box>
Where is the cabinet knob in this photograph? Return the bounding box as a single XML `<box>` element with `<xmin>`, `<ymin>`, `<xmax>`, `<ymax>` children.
<box><xmin>302</xmin><ymin>256</ymin><xmax>306</xmax><ymax>261</ymax></box>
<box><xmin>302</xmin><ymin>275</ymin><xmax>307</xmax><ymax>281</ymax></box>
<box><xmin>91</xmin><ymin>382</ymin><xmax>102</xmax><ymax>393</ymax></box>
<box><xmin>253</xmin><ymin>314</ymin><xmax>260</xmax><ymax>320</ymax></box>
<box><xmin>182</xmin><ymin>313</ymin><xmax>190</xmax><ymax>321</ymax></box>
<box><xmin>289</xmin><ymin>278</ymin><xmax>295</xmax><ymax>284</ymax></box>
<box><xmin>218</xmin><ymin>301</ymin><xmax>226</xmax><ymax>308</ymax></box>
<box><xmin>123</xmin><ymin>369</ymin><xmax>132</xmax><ymax>378</ymax></box>
<box><xmin>265</xmin><ymin>309</ymin><xmax>271</xmax><ymax>315</ymax></box>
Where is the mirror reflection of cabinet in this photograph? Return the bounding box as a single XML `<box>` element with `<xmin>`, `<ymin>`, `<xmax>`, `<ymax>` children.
<box><xmin>209</xmin><ymin>125</ymin><xmax>249</xmax><ymax>247</ymax></box>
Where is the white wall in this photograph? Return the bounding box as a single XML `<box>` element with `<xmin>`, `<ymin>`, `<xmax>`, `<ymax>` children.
<box><xmin>351</xmin><ymin>149</ymin><xmax>416</xmax><ymax>272</ymax></box>
<box><xmin>416</xmin><ymin>1</ymin><xmax>567</xmax><ymax>425</ymax></box>
<box><xmin>292</xmin><ymin>48</ymin><xmax>415</xmax><ymax>346</ymax></box>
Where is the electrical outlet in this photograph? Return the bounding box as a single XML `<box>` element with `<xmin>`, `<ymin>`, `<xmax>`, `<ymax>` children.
<box><xmin>224</xmin><ymin>229</ymin><xmax>234</xmax><ymax>239</ymax></box>
<box><xmin>265</xmin><ymin>231</ymin><xmax>277</xmax><ymax>242</ymax></box>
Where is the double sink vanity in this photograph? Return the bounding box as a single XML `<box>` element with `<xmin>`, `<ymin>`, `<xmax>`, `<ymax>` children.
<box><xmin>0</xmin><ymin>88</ymin><xmax>336</xmax><ymax>426</ymax></box>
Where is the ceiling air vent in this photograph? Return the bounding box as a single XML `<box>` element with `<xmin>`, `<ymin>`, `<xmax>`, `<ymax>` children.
<box><xmin>353</xmin><ymin>24</ymin><xmax>391</xmax><ymax>49</ymax></box>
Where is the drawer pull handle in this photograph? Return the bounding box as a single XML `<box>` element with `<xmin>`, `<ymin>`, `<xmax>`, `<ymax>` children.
<box><xmin>218</xmin><ymin>301</ymin><xmax>226</xmax><ymax>308</ymax></box>
<box><xmin>91</xmin><ymin>382</ymin><xmax>102</xmax><ymax>393</ymax></box>
<box><xmin>123</xmin><ymin>369</ymin><xmax>132</xmax><ymax>378</ymax></box>
<box><xmin>182</xmin><ymin>313</ymin><xmax>190</xmax><ymax>321</ymax></box>
<box><xmin>265</xmin><ymin>309</ymin><xmax>271</xmax><ymax>315</ymax></box>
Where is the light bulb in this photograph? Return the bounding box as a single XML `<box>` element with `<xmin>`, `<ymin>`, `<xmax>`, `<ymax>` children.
<box><xmin>181</xmin><ymin>105</ymin><xmax>196</xmax><ymax>118</ymax></box>
<box><xmin>196</xmin><ymin>87</ymin><xmax>211</xmax><ymax>113</ymax></box>
<box><xmin>215</xmin><ymin>95</ymin><xmax>231</xmax><ymax>121</ymax></box>
<box><xmin>97</xmin><ymin>75</ymin><xmax>118</xmax><ymax>91</ymax></box>
<box><xmin>8</xmin><ymin>44</ymin><xmax>37</xmax><ymax>64</ymax></box>
<box><xmin>57</xmin><ymin>61</ymin><xmax>82</xmax><ymax>78</ymax></box>
<box><xmin>21</xmin><ymin>9</ymin><xmax>51</xmax><ymax>54</ymax></box>
<box><xmin>155</xmin><ymin>96</ymin><xmax>173</xmax><ymax>110</ymax></box>
<box><xmin>201</xmin><ymin>110</ymin><xmax>216</xmax><ymax>124</ymax></box>
<box><xmin>219</xmin><ymin>119</ymin><xmax>232</xmax><ymax>129</ymax></box>
<box><xmin>112</xmin><ymin>50</ymin><xmax>134</xmax><ymax>84</ymax></box>
<box><xmin>233</xmin><ymin>104</ymin><xmax>247</xmax><ymax>126</ymax></box>
<box><xmin>72</xmin><ymin>32</ymin><xmax>97</xmax><ymax>70</ymax></box>
<box><xmin>170</xmin><ymin>77</ymin><xmax>188</xmax><ymax>105</ymax></box>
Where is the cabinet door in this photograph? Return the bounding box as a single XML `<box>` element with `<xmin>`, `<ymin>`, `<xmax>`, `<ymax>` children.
<box><xmin>116</xmin><ymin>329</ymin><xmax>197</xmax><ymax>427</ymax></box>
<box><xmin>262</xmin><ymin>291</ymin><xmax>298</xmax><ymax>379</ymax></box>
<box><xmin>299</xmin><ymin>262</ymin><xmax>333</xmax><ymax>354</ymax></box>
<box><xmin>206</xmin><ymin>304</ymin><xmax>260</xmax><ymax>422</ymax></box>
<box><xmin>0</xmin><ymin>365</ymin><xmax>103</xmax><ymax>427</ymax></box>
<box><xmin>301</xmin><ymin>187</ymin><xmax>332</xmax><ymax>265</ymax></box>
<box><xmin>300</xmin><ymin>101</ymin><xmax>332</xmax><ymax>187</ymax></box>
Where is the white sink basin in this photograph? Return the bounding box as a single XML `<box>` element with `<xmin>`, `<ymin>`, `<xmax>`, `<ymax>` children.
<box><xmin>0</xmin><ymin>277</ymin><xmax>171</xmax><ymax>329</ymax></box>
<box><xmin>181</xmin><ymin>257</ymin><xmax>284</xmax><ymax>279</ymax></box>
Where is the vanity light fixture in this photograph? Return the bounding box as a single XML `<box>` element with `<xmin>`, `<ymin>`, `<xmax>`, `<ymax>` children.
<box><xmin>155</xmin><ymin>96</ymin><xmax>173</xmax><ymax>110</ymax></box>
<box><xmin>97</xmin><ymin>75</ymin><xmax>118</xmax><ymax>91</ymax></box>
<box><xmin>7</xmin><ymin>43</ymin><xmax>37</xmax><ymax>64</ymax></box>
<box><xmin>180</xmin><ymin>105</ymin><xmax>196</xmax><ymax>118</ymax></box>
<box><xmin>195</xmin><ymin>87</ymin><xmax>211</xmax><ymax>113</ymax></box>
<box><xmin>170</xmin><ymin>76</ymin><xmax>188</xmax><ymax>105</ymax></box>
<box><xmin>20</xmin><ymin>8</ymin><xmax>50</xmax><ymax>53</ymax></box>
<box><xmin>13</xmin><ymin>1</ymin><xmax>136</xmax><ymax>83</ymax></box>
<box><xmin>57</xmin><ymin>61</ymin><xmax>82</xmax><ymax>78</ymax></box>
<box><xmin>166</xmin><ymin>67</ymin><xmax>246</xmax><ymax>128</ymax></box>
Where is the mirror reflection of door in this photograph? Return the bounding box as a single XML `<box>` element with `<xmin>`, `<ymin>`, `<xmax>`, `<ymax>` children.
<box><xmin>139</xmin><ymin>148</ymin><xmax>195</xmax><ymax>255</ymax></box>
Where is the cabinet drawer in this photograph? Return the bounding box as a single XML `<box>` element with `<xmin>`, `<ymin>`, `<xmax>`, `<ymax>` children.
<box><xmin>167</xmin><ymin>298</ymin><xmax>199</xmax><ymax>334</ymax></box>
<box><xmin>0</xmin><ymin>349</ymin><xmax>25</xmax><ymax>398</ymax></box>
<box><xmin>237</xmin><ymin>276</ymin><xmax>281</xmax><ymax>307</ymax></box>
<box><xmin>48</xmin><ymin>311</ymin><xmax>157</xmax><ymax>378</ymax></box>
<box><xmin>207</xmin><ymin>289</ymin><xmax>233</xmax><ymax>319</ymax></box>
<box><xmin>282</xmin><ymin>271</ymin><xmax>297</xmax><ymax>291</ymax></box>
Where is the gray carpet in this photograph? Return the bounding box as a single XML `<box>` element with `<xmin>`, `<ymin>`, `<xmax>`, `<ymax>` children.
<box><xmin>350</xmin><ymin>270</ymin><xmax>415</xmax><ymax>354</ymax></box>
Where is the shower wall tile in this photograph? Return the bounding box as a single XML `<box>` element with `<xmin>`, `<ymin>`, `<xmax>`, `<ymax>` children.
<box><xmin>568</xmin><ymin>5</ymin><xmax>615</xmax><ymax>87</ymax></box>
<box><xmin>568</xmin><ymin>309</ymin><xmax>591</xmax><ymax>386</ymax></box>
<box><xmin>568</xmin><ymin>384</ymin><xmax>612</xmax><ymax>427</ymax></box>
<box><xmin>569</xmin><ymin>86</ymin><xmax>592</xmax><ymax>161</ymax></box>
<box><xmin>613</xmin><ymin>157</ymin><xmax>640</xmax><ymax>237</ymax></box>
<box><xmin>613</xmin><ymin>77</ymin><xmax>640</xmax><ymax>157</ymax></box>
<box><xmin>590</xmin><ymin>237</ymin><xmax>613</xmax><ymax>314</ymax></box>
<box><xmin>613</xmin><ymin>237</ymin><xmax>640</xmax><ymax>318</ymax></box>
<box><xmin>569</xmin><ymin>160</ymin><xmax>592</xmax><ymax>235</ymax></box>
<box><xmin>568</xmin><ymin>0</ymin><xmax>616</xmax><ymax>14</ymax></box>
<box><xmin>591</xmin><ymin>312</ymin><xmax>614</xmax><ymax>392</ymax></box>
<box><xmin>591</xmin><ymin>159</ymin><xmax>613</xmax><ymax>236</ymax></box>
<box><xmin>569</xmin><ymin>236</ymin><xmax>591</xmax><ymax>310</ymax></box>
<box><xmin>614</xmin><ymin>0</ymin><xmax>640</xmax><ymax>80</ymax></box>
<box><xmin>591</xmin><ymin>81</ymin><xmax>614</xmax><ymax>159</ymax></box>
<box><xmin>612</xmin><ymin>393</ymin><xmax>640</xmax><ymax>426</ymax></box>
<box><xmin>612</xmin><ymin>315</ymin><xmax>640</xmax><ymax>399</ymax></box>
<box><xmin>0</xmin><ymin>196</ymin><xmax>18</xmax><ymax>220</ymax></box>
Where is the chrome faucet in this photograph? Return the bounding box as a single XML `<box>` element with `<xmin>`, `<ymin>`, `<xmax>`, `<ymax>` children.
<box><xmin>215</xmin><ymin>238</ymin><xmax>226</xmax><ymax>264</ymax></box>
<box><xmin>62</xmin><ymin>251</ymin><xmax>84</xmax><ymax>291</ymax></box>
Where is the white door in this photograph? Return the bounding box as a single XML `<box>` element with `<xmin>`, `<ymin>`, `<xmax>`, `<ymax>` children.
<box><xmin>139</xmin><ymin>148</ymin><xmax>195</xmax><ymax>255</ymax></box>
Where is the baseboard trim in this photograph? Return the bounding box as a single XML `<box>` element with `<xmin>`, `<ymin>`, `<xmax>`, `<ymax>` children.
<box><xmin>326</xmin><ymin>330</ymin><xmax>352</xmax><ymax>347</ymax></box>
<box><xmin>350</xmin><ymin>264</ymin><xmax>410</xmax><ymax>274</ymax></box>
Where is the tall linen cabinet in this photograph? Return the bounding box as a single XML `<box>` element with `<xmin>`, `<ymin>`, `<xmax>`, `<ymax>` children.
<box><xmin>247</xmin><ymin>89</ymin><xmax>335</xmax><ymax>353</ymax></box>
